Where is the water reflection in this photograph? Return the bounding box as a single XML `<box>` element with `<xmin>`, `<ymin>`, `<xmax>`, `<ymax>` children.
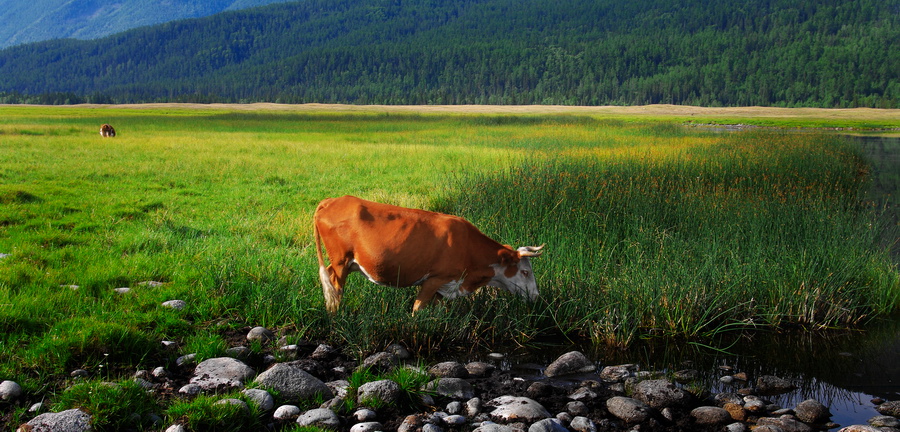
<box><xmin>851</xmin><ymin>134</ymin><xmax>900</xmax><ymax>263</ymax></box>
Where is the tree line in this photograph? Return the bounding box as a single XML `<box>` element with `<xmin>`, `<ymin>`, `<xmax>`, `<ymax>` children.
<box><xmin>0</xmin><ymin>0</ymin><xmax>897</xmax><ymax>107</ymax></box>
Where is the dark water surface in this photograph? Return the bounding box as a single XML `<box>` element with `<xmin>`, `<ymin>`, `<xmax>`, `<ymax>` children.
<box><xmin>454</xmin><ymin>134</ymin><xmax>900</xmax><ymax>429</ymax></box>
<box><xmin>465</xmin><ymin>318</ymin><xmax>900</xmax><ymax>428</ymax></box>
<box><xmin>853</xmin><ymin>134</ymin><xmax>900</xmax><ymax>263</ymax></box>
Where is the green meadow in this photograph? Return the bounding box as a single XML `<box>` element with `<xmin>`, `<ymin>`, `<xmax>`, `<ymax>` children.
<box><xmin>0</xmin><ymin>105</ymin><xmax>898</xmax><ymax>410</ymax></box>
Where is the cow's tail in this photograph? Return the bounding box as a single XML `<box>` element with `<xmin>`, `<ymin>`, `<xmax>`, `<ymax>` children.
<box><xmin>313</xmin><ymin>219</ymin><xmax>340</xmax><ymax>314</ymax></box>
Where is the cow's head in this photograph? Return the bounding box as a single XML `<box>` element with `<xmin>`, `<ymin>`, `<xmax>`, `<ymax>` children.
<box><xmin>491</xmin><ymin>244</ymin><xmax>544</xmax><ymax>301</ymax></box>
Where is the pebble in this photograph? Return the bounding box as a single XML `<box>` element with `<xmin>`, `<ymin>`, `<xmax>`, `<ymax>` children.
<box><xmin>161</xmin><ymin>299</ymin><xmax>186</xmax><ymax>310</ymax></box>
<box><xmin>351</xmin><ymin>422</ymin><xmax>383</xmax><ymax>432</ymax></box>
<box><xmin>443</xmin><ymin>414</ymin><xmax>467</xmax><ymax>426</ymax></box>
<box><xmin>247</xmin><ymin>326</ymin><xmax>275</xmax><ymax>342</ymax></box>
<box><xmin>273</xmin><ymin>405</ymin><xmax>301</xmax><ymax>420</ymax></box>
<box><xmin>869</xmin><ymin>415</ymin><xmax>900</xmax><ymax>428</ymax></box>
<box><xmin>353</xmin><ymin>408</ymin><xmax>377</xmax><ymax>421</ymax></box>
<box><xmin>0</xmin><ymin>380</ymin><xmax>22</xmax><ymax>400</ymax></box>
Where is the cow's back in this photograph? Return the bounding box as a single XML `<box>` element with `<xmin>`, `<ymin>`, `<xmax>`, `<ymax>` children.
<box><xmin>314</xmin><ymin>196</ymin><xmax>495</xmax><ymax>286</ymax></box>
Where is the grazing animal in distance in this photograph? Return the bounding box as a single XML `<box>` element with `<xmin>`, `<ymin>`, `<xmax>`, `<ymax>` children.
<box><xmin>99</xmin><ymin>124</ymin><xmax>116</xmax><ymax>137</ymax></box>
<box><xmin>313</xmin><ymin>195</ymin><xmax>544</xmax><ymax>313</ymax></box>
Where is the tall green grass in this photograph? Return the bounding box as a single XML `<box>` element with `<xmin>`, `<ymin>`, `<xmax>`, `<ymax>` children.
<box><xmin>438</xmin><ymin>131</ymin><xmax>899</xmax><ymax>345</ymax></box>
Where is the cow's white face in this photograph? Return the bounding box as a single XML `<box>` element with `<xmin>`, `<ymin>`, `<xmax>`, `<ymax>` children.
<box><xmin>490</xmin><ymin>257</ymin><xmax>540</xmax><ymax>301</ymax></box>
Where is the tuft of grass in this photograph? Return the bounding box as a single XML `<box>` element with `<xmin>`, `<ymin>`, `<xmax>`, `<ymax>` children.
<box><xmin>21</xmin><ymin>318</ymin><xmax>154</xmax><ymax>374</ymax></box>
<box><xmin>183</xmin><ymin>331</ymin><xmax>229</xmax><ymax>363</ymax></box>
<box><xmin>53</xmin><ymin>380</ymin><xmax>161</xmax><ymax>431</ymax></box>
<box><xmin>165</xmin><ymin>393</ymin><xmax>264</xmax><ymax>432</ymax></box>
<box><xmin>346</xmin><ymin>364</ymin><xmax>434</xmax><ymax>412</ymax></box>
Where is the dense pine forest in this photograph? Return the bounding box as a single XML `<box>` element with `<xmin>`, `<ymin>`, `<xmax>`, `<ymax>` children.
<box><xmin>0</xmin><ymin>0</ymin><xmax>293</xmax><ymax>49</ymax></box>
<box><xmin>0</xmin><ymin>0</ymin><xmax>898</xmax><ymax>107</ymax></box>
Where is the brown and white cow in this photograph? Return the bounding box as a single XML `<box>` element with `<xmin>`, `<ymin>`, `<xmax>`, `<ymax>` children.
<box><xmin>313</xmin><ymin>195</ymin><xmax>543</xmax><ymax>313</ymax></box>
<box><xmin>99</xmin><ymin>124</ymin><xmax>116</xmax><ymax>137</ymax></box>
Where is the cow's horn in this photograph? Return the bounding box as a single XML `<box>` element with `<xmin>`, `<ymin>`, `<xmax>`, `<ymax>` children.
<box><xmin>518</xmin><ymin>244</ymin><xmax>545</xmax><ymax>257</ymax></box>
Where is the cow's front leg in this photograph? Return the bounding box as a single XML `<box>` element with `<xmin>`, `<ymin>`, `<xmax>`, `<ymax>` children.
<box><xmin>413</xmin><ymin>278</ymin><xmax>451</xmax><ymax>313</ymax></box>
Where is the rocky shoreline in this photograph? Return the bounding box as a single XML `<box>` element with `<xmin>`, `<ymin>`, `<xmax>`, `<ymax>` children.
<box><xmin>5</xmin><ymin>326</ymin><xmax>900</xmax><ymax>432</ymax></box>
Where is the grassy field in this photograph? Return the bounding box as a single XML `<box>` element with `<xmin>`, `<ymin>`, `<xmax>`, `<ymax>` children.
<box><xmin>0</xmin><ymin>104</ymin><xmax>898</xmax><ymax>426</ymax></box>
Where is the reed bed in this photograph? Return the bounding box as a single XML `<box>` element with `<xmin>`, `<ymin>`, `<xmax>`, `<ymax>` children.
<box><xmin>438</xmin><ymin>130</ymin><xmax>899</xmax><ymax>346</ymax></box>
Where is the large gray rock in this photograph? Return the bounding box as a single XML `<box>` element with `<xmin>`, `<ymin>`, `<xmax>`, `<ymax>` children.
<box><xmin>606</xmin><ymin>396</ymin><xmax>653</xmax><ymax>423</ymax></box>
<box><xmin>756</xmin><ymin>375</ymin><xmax>796</xmax><ymax>394</ymax></box>
<box><xmin>162</xmin><ymin>299</ymin><xmax>186</xmax><ymax>310</ymax></box>
<box><xmin>599</xmin><ymin>364</ymin><xmax>635</xmax><ymax>382</ymax></box>
<box><xmin>357</xmin><ymin>379</ymin><xmax>402</xmax><ymax>405</ymax></box>
<box><xmin>632</xmin><ymin>379</ymin><xmax>692</xmax><ymax>409</ymax></box>
<box><xmin>474</xmin><ymin>422</ymin><xmax>515</xmax><ymax>432</ymax></box>
<box><xmin>360</xmin><ymin>352</ymin><xmax>398</xmax><ymax>373</ymax></box>
<box><xmin>24</xmin><ymin>409</ymin><xmax>93</xmax><ymax>432</ymax></box>
<box><xmin>189</xmin><ymin>357</ymin><xmax>256</xmax><ymax>391</ymax></box>
<box><xmin>544</xmin><ymin>351</ymin><xmax>595</xmax><ymax>377</ymax></box>
<box><xmin>430</xmin><ymin>361</ymin><xmax>469</xmax><ymax>378</ymax></box>
<box><xmin>253</xmin><ymin>363</ymin><xmax>333</xmax><ymax>401</ymax></box>
<box><xmin>757</xmin><ymin>417</ymin><xmax>812</xmax><ymax>432</ymax></box>
<box><xmin>214</xmin><ymin>398</ymin><xmax>249</xmax><ymax>413</ymax></box>
<box><xmin>795</xmin><ymin>399</ymin><xmax>831</xmax><ymax>423</ymax></box>
<box><xmin>246</xmin><ymin>326</ymin><xmax>275</xmax><ymax>343</ymax></box>
<box><xmin>837</xmin><ymin>426</ymin><xmax>883</xmax><ymax>432</ymax></box>
<box><xmin>753</xmin><ymin>426</ymin><xmax>785</xmax><ymax>432</ymax></box>
<box><xmin>0</xmin><ymin>380</ymin><xmax>22</xmax><ymax>401</ymax></box>
<box><xmin>570</xmin><ymin>416</ymin><xmax>597</xmax><ymax>432</ymax></box>
<box><xmin>725</xmin><ymin>423</ymin><xmax>747</xmax><ymax>432</ymax></box>
<box><xmin>466</xmin><ymin>362</ymin><xmax>496</xmax><ymax>377</ymax></box>
<box><xmin>690</xmin><ymin>406</ymin><xmax>731</xmax><ymax>425</ymax></box>
<box><xmin>869</xmin><ymin>416</ymin><xmax>900</xmax><ymax>428</ymax></box>
<box><xmin>296</xmin><ymin>408</ymin><xmax>341</xmax><ymax>429</ymax></box>
<box><xmin>875</xmin><ymin>400</ymin><xmax>900</xmax><ymax>417</ymax></box>
<box><xmin>351</xmin><ymin>422</ymin><xmax>384</xmax><ymax>432</ymax></box>
<box><xmin>242</xmin><ymin>388</ymin><xmax>274</xmax><ymax>411</ymax></box>
<box><xmin>714</xmin><ymin>393</ymin><xmax>745</xmax><ymax>407</ymax></box>
<box><xmin>326</xmin><ymin>379</ymin><xmax>350</xmax><ymax>399</ymax></box>
<box><xmin>425</xmin><ymin>378</ymin><xmax>475</xmax><ymax>400</ymax></box>
<box><xmin>528</xmin><ymin>418</ymin><xmax>568</xmax><ymax>432</ymax></box>
<box><xmin>273</xmin><ymin>404</ymin><xmax>301</xmax><ymax>420</ymax></box>
<box><xmin>487</xmin><ymin>396</ymin><xmax>551</xmax><ymax>422</ymax></box>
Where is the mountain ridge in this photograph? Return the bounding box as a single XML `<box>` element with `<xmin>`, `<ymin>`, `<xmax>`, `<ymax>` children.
<box><xmin>0</xmin><ymin>0</ymin><xmax>293</xmax><ymax>49</ymax></box>
<box><xmin>1</xmin><ymin>0</ymin><xmax>897</xmax><ymax>107</ymax></box>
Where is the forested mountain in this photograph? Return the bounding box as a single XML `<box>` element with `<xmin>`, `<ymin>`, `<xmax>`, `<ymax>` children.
<box><xmin>0</xmin><ymin>0</ymin><xmax>294</xmax><ymax>49</ymax></box>
<box><xmin>0</xmin><ymin>0</ymin><xmax>898</xmax><ymax>107</ymax></box>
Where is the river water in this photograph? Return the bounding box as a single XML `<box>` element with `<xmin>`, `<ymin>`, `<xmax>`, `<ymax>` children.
<box><xmin>459</xmin><ymin>133</ymin><xmax>900</xmax><ymax>428</ymax></box>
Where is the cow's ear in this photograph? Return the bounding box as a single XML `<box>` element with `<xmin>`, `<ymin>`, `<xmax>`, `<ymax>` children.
<box><xmin>498</xmin><ymin>248</ymin><xmax>520</xmax><ymax>267</ymax></box>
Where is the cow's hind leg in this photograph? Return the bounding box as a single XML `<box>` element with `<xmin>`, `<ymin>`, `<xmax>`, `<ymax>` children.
<box><xmin>321</xmin><ymin>261</ymin><xmax>353</xmax><ymax>314</ymax></box>
<box><xmin>320</xmin><ymin>265</ymin><xmax>341</xmax><ymax>314</ymax></box>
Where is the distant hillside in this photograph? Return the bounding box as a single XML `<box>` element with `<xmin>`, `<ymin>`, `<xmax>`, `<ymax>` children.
<box><xmin>0</xmin><ymin>0</ymin><xmax>898</xmax><ymax>107</ymax></box>
<box><xmin>0</xmin><ymin>0</ymin><xmax>294</xmax><ymax>49</ymax></box>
